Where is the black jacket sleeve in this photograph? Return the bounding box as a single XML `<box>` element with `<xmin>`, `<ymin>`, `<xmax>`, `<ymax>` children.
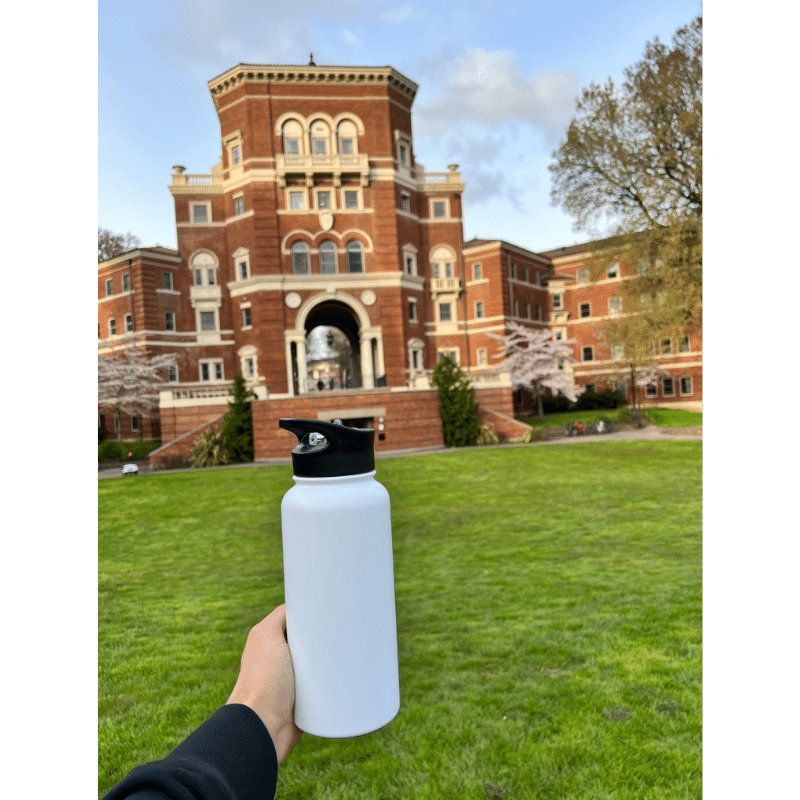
<box><xmin>102</xmin><ymin>704</ymin><xmax>278</xmax><ymax>800</ymax></box>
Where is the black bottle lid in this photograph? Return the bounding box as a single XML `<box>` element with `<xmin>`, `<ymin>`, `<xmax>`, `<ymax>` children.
<box><xmin>279</xmin><ymin>418</ymin><xmax>375</xmax><ymax>478</ymax></box>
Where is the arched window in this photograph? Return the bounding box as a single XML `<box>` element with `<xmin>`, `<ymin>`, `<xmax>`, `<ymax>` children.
<box><xmin>291</xmin><ymin>242</ymin><xmax>310</xmax><ymax>275</ymax></box>
<box><xmin>282</xmin><ymin>120</ymin><xmax>303</xmax><ymax>156</ymax></box>
<box><xmin>346</xmin><ymin>241</ymin><xmax>363</xmax><ymax>273</ymax></box>
<box><xmin>190</xmin><ymin>251</ymin><xmax>218</xmax><ymax>286</ymax></box>
<box><xmin>430</xmin><ymin>245</ymin><xmax>455</xmax><ymax>279</ymax></box>
<box><xmin>319</xmin><ymin>241</ymin><xmax>337</xmax><ymax>275</ymax></box>
<box><xmin>337</xmin><ymin>120</ymin><xmax>358</xmax><ymax>155</ymax></box>
<box><xmin>309</xmin><ymin>121</ymin><xmax>331</xmax><ymax>156</ymax></box>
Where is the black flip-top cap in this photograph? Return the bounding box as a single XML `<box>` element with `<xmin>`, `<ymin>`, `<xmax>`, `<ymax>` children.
<box><xmin>279</xmin><ymin>418</ymin><xmax>375</xmax><ymax>478</ymax></box>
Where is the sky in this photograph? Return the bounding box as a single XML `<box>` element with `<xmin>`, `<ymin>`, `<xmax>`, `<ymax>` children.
<box><xmin>98</xmin><ymin>0</ymin><xmax>702</xmax><ymax>254</ymax></box>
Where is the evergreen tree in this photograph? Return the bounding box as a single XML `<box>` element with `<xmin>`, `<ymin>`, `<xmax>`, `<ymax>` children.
<box><xmin>430</xmin><ymin>357</ymin><xmax>481</xmax><ymax>448</ymax></box>
<box><xmin>221</xmin><ymin>372</ymin><xmax>257</xmax><ymax>462</ymax></box>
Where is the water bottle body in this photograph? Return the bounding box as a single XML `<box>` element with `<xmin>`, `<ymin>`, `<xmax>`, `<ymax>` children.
<box><xmin>281</xmin><ymin>471</ymin><xmax>400</xmax><ymax>738</ymax></box>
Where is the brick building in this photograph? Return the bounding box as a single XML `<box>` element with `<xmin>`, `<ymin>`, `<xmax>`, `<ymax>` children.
<box><xmin>98</xmin><ymin>61</ymin><xmax>701</xmax><ymax>458</ymax></box>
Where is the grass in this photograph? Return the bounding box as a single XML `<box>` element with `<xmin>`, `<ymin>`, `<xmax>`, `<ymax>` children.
<box><xmin>519</xmin><ymin>407</ymin><xmax>702</xmax><ymax>430</ymax></box>
<box><xmin>99</xmin><ymin>441</ymin><xmax>702</xmax><ymax>799</ymax></box>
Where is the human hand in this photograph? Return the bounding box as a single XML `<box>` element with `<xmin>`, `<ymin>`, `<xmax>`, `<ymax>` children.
<box><xmin>227</xmin><ymin>604</ymin><xmax>302</xmax><ymax>764</ymax></box>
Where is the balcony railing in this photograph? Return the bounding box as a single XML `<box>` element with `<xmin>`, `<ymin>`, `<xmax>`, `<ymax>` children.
<box><xmin>430</xmin><ymin>277</ymin><xmax>463</xmax><ymax>295</ymax></box>
<box><xmin>275</xmin><ymin>153</ymin><xmax>369</xmax><ymax>173</ymax></box>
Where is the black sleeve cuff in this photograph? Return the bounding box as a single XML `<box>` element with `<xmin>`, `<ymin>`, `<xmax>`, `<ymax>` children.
<box><xmin>102</xmin><ymin>704</ymin><xmax>278</xmax><ymax>800</ymax></box>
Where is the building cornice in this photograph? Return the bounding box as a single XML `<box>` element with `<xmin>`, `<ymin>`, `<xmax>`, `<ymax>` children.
<box><xmin>208</xmin><ymin>64</ymin><xmax>419</xmax><ymax>107</ymax></box>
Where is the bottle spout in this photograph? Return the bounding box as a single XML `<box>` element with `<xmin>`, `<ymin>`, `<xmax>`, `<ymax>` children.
<box><xmin>279</xmin><ymin>418</ymin><xmax>375</xmax><ymax>477</ymax></box>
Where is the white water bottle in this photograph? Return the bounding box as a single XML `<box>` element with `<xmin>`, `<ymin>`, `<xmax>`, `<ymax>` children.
<box><xmin>279</xmin><ymin>418</ymin><xmax>400</xmax><ymax>738</ymax></box>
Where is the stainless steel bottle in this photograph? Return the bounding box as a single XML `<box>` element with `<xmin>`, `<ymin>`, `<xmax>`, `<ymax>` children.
<box><xmin>279</xmin><ymin>418</ymin><xmax>400</xmax><ymax>738</ymax></box>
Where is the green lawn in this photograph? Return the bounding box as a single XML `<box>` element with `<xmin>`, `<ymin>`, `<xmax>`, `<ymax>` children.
<box><xmin>519</xmin><ymin>407</ymin><xmax>702</xmax><ymax>430</ymax></box>
<box><xmin>99</xmin><ymin>441</ymin><xmax>702</xmax><ymax>799</ymax></box>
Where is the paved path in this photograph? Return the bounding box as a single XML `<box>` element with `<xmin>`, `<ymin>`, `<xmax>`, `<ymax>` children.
<box><xmin>98</xmin><ymin>424</ymin><xmax>700</xmax><ymax>480</ymax></box>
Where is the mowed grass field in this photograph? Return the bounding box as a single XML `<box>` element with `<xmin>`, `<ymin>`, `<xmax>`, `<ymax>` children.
<box><xmin>99</xmin><ymin>441</ymin><xmax>702</xmax><ymax>799</ymax></box>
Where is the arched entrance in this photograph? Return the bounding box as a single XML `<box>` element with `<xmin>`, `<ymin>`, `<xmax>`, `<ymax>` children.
<box><xmin>285</xmin><ymin>294</ymin><xmax>385</xmax><ymax>395</ymax></box>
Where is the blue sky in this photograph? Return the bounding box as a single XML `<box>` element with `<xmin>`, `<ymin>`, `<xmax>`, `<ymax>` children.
<box><xmin>98</xmin><ymin>0</ymin><xmax>701</xmax><ymax>253</ymax></box>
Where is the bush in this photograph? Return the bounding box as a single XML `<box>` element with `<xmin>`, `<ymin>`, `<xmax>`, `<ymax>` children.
<box><xmin>576</xmin><ymin>389</ymin><xmax>625</xmax><ymax>411</ymax></box>
<box><xmin>477</xmin><ymin>423</ymin><xmax>500</xmax><ymax>445</ymax></box>
<box><xmin>430</xmin><ymin>357</ymin><xmax>481</xmax><ymax>447</ymax></box>
<box><xmin>190</xmin><ymin>428</ymin><xmax>232</xmax><ymax>468</ymax></box>
<box><xmin>543</xmin><ymin>394</ymin><xmax>575</xmax><ymax>414</ymax></box>
<box><xmin>98</xmin><ymin>440</ymin><xmax>161</xmax><ymax>462</ymax></box>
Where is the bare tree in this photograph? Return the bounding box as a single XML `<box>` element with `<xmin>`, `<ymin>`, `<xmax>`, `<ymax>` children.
<box><xmin>98</xmin><ymin>228</ymin><xmax>142</xmax><ymax>262</ymax></box>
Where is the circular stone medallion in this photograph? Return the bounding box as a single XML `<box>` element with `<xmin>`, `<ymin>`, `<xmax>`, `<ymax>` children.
<box><xmin>285</xmin><ymin>292</ymin><xmax>302</xmax><ymax>308</ymax></box>
<box><xmin>360</xmin><ymin>289</ymin><xmax>377</xmax><ymax>306</ymax></box>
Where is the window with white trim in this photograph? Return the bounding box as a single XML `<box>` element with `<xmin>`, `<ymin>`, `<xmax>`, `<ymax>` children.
<box><xmin>662</xmin><ymin>377</ymin><xmax>675</xmax><ymax>397</ymax></box>
<box><xmin>408</xmin><ymin>298</ymin><xmax>417</xmax><ymax>322</ymax></box>
<box><xmin>401</xmin><ymin>194</ymin><xmax>410</xmax><ymax>213</ymax></box>
<box><xmin>243</xmin><ymin>357</ymin><xmax>255</xmax><ymax>379</ymax></box>
<box><xmin>402</xmin><ymin>245</ymin><xmax>418</xmax><ymax>276</ymax></box>
<box><xmin>310</xmin><ymin>121</ymin><xmax>330</xmax><ymax>155</ymax></box>
<box><xmin>523</xmin><ymin>266</ymin><xmax>529</xmax><ymax>282</ymax></box>
<box><xmin>611</xmin><ymin>344</ymin><xmax>625</xmax><ymax>360</ymax></box>
<box><xmin>233</xmin><ymin>195</ymin><xmax>244</xmax><ymax>216</ymax></box>
<box><xmin>165</xmin><ymin>312</ymin><xmax>175</xmax><ymax>331</ymax></box>
<box><xmin>199</xmin><ymin>311</ymin><xmax>217</xmax><ymax>332</ymax></box>
<box><xmin>108</xmin><ymin>318</ymin><xmax>116</xmax><ymax>336</ymax></box>
<box><xmin>660</xmin><ymin>338</ymin><xmax>672</xmax><ymax>355</ymax></box>
<box><xmin>292</xmin><ymin>242</ymin><xmax>310</xmax><ymax>275</ymax></box>
<box><xmin>680</xmin><ymin>376</ymin><xmax>693</xmax><ymax>395</ymax></box>
<box><xmin>577</xmin><ymin>268</ymin><xmax>590</xmax><ymax>283</ymax></box>
<box><xmin>438</xmin><ymin>302</ymin><xmax>452</xmax><ymax>322</ymax></box>
<box><xmin>282</xmin><ymin>120</ymin><xmax>302</xmax><ymax>155</ymax></box>
<box><xmin>536</xmin><ymin>304</ymin><xmax>542</xmax><ymax>321</ymax></box>
<box><xmin>438</xmin><ymin>348</ymin><xmax>459</xmax><ymax>364</ymax></box>
<box><xmin>582</xmin><ymin>346</ymin><xmax>594</xmax><ymax>361</ymax></box>
<box><xmin>289</xmin><ymin>190</ymin><xmax>305</xmax><ymax>211</ymax></box>
<box><xmin>162</xmin><ymin>271</ymin><xmax>173</xmax><ymax>290</ymax></box>
<box><xmin>431</xmin><ymin>199</ymin><xmax>447</xmax><ymax>219</ymax></box>
<box><xmin>191</xmin><ymin>252</ymin><xmax>218</xmax><ymax>285</ymax></box>
<box><xmin>678</xmin><ymin>336</ymin><xmax>690</xmax><ymax>353</ymax></box>
<box><xmin>343</xmin><ymin>189</ymin><xmax>359</xmax><ymax>209</ymax></box>
<box><xmin>319</xmin><ymin>241</ymin><xmax>337</xmax><ymax>275</ymax></box>
<box><xmin>122</xmin><ymin>273</ymin><xmax>131</xmax><ymax>292</ymax></box>
<box><xmin>472</xmin><ymin>263</ymin><xmax>482</xmax><ymax>280</ymax></box>
<box><xmin>477</xmin><ymin>347</ymin><xmax>488</xmax><ymax>367</ymax></box>
<box><xmin>475</xmin><ymin>301</ymin><xmax>484</xmax><ymax>319</ymax></box>
<box><xmin>191</xmin><ymin>203</ymin><xmax>210</xmax><ymax>223</ymax></box>
<box><xmin>231</xmin><ymin>145</ymin><xmax>241</xmax><ymax>165</ymax></box>
<box><xmin>509</xmin><ymin>261</ymin><xmax>516</xmax><ymax>279</ymax></box>
<box><xmin>346</xmin><ymin>241</ymin><xmax>364</xmax><ymax>273</ymax></box>
<box><xmin>524</xmin><ymin>303</ymin><xmax>531</xmax><ymax>319</ymax></box>
<box><xmin>337</xmin><ymin>120</ymin><xmax>357</xmax><ymax>155</ymax></box>
<box><xmin>580</xmin><ymin>302</ymin><xmax>591</xmax><ymax>318</ymax></box>
<box><xmin>315</xmin><ymin>189</ymin><xmax>332</xmax><ymax>211</ymax></box>
<box><xmin>607</xmin><ymin>262</ymin><xmax>619</xmax><ymax>279</ymax></box>
<box><xmin>131</xmin><ymin>414</ymin><xmax>140</xmax><ymax>432</ymax></box>
<box><xmin>552</xmin><ymin>293</ymin><xmax>562</xmax><ymax>309</ymax></box>
<box><xmin>646</xmin><ymin>382</ymin><xmax>658</xmax><ymax>397</ymax></box>
<box><xmin>105</xmin><ymin>278</ymin><xmax>113</xmax><ymax>296</ymax></box>
<box><xmin>238</xmin><ymin>259</ymin><xmax>249</xmax><ymax>280</ymax></box>
<box><xmin>124</xmin><ymin>313</ymin><xmax>133</xmax><ymax>333</ymax></box>
<box><xmin>608</xmin><ymin>296</ymin><xmax>622</xmax><ymax>315</ymax></box>
<box><xmin>241</xmin><ymin>307</ymin><xmax>252</xmax><ymax>328</ymax></box>
<box><xmin>200</xmin><ymin>360</ymin><xmax>224</xmax><ymax>382</ymax></box>
<box><xmin>513</xmin><ymin>300</ymin><xmax>519</xmax><ymax>317</ymax></box>
<box><xmin>168</xmin><ymin>365</ymin><xmax>178</xmax><ymax>383</ymax></box>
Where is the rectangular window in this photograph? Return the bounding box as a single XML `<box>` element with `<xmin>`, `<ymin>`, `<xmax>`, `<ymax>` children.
<box><xmin>207</xmin><ymin>269</ymin><xmax>216</xmax><ymax>286</ymax></box>
<box><xmin>162</xmin><ymin>271</ymin><xmax>173</xmax><ymax>290</ymax></box>
<box><xmin>242</xmin><ymin>307</ymin><xmax>252</xmax><ymax>328</ymax></box>
<box><xmin>339</xmin><ymin>138</ymin><xmax>354</xmax><ymax>155</ymax></box>
<box><xmin>200</xmin><ymin>311</ymin><xmax>216</xmax><ymax>331</ymax></box>
<box><xmin>201</xmin><ymin>363</ymin><xmax>210</xmax><ymax>381</ymax></box>
<box><xmin>582</xmin><ymin>346</ymin><xmax>594</xmax><ymax>361</ymax></box>
<box><xmin>398</xmin><ymin>144</ymin><xmax>408</xmax><ymax>165</ymax></box>
<box><xmin>344</xmin><ymin>190</ymin><xmax>359</xmax><ymax>209</ymax></box>
<box><xmin>678</xmin><ymin>336</ymin><xmax>690</xmax><ymax>353</ymax></box>
<box><xmin>131</xmin><ymin>414</ymin><xmax>140</xmax><ymax>432</ymax></box>
<box><xmin>439</xmin><ymin>303</ymin><xmax>452</xmax><ymax>322</ymax></box>
<box><xmin>200</xmin><ymin>361</ymin><xmax>224</xmax><ymax>382</ymax></box>
<box><xmin>523</xmin><ymin>266</ymin><xmax>529</xmax><ymax>283</ymax></box>
<box><xmin>347</xmin><ymin>247</ymin><xmax>363</xmax><ymax>273</ymax></box>
<box><xmin>105</xmin><ymin>278</ymin><xmax>113</xmax><ymax>296</ymax></box>
<box><xmin>409</xmin><ymin>299</ymin><xmax>417</xmax><ymax>322</ymax></box>
<box><xmin>438</xmin><ymin>349</ymin><xmax>458</xmax><ymax>363</ymax></box>
<box><xmin>680</xmin><ymin>376</ymin><xmax>693</xmax><ymax>395</ymax></box>
<box><xmin>475</xmin><ymin>301</ymin><xmax>484</xmax><ymax>319</ymax></box>
<box><xmin>313</xmin><ymin>138</ymin><xmax>327</xmax><ymax>155</ymax></box>
<box><xmin>580</xmin><ymin>302</ymin><xmax>591</xmax><ymax>318</ymax></box>
<box><xmin>432</xmin><ymin>200</ymin><xmax>446</xmax><ymax>218</ymax></box>
<box><xmin>577</xmin><ymin>268</ymin><xmax>590</xmax><ymax>283</ymax></box>
<box><xmin>513</xmin><ymin>300</ymin><xmax>519</xmax><ymax>317</ymax></box>
<box><xmin>411</xmin><ymin>349</ymin><xmax>421</xmax><ymax>370</ymax></box>
<box><xmin>122</xmin><ymin>273</ymin><xmax>131</xmax><ymax>292</ymax></box>
<box><xmin>660</xmin><ymin>338</ymin><xmax>672</xmax><ymax>355</ymax></box>
<box><xmin>194</xmin><ymin>269</ymin><xmax>203</xmax><ymax>286</ymax></box>
<box><xmin>289</xmin><ymin>191</ymin><xmax>304</xmax><ymax>210</ymax></box>
<box><xmin>535</xmin><ymin>304</ymin><xmax>542</xmax><ymax>321</ymax></box>
<box><xmin>525</xmin><ymin>303</ymin><xmax>531</xmax><ymax>319</ymax></box>
<box><xmin>285</xmin><ymin>138</ymin><xmax>300</xmax><ymax>155</ymax></box>
<box><xmin>214</xmin><ymin>363</ymin><xmax>223</xmax><ymax>381</ymax></box>
<box><xmin>404</xmin><ymin>256</ymin><xmax>415</xmax><ymax>275</ymax></box>
<box><xmin>316</xmin><ymin>190</ymin><xmax>332</xmax><ymax>210</ymax></box>
<box><xmin>477</xmin><ymin>348</ymin><xmax>487</xmax><ymax>367</ymax></box>
<box><xmin>244</xmin><ymin>357</ymin><xmax>255</xmax><ymax>378</ymax></box>
<box><xmin>608</xmin><ymin>296</ymin><xmax>622</xmax><ymax>315</ymax></box>
<box><xmin>400</xmin><ymin>194</ymin><xmax>410</xmax><ymax>213</ymax></box>
<box><xmin>552</xmin><ymin>293</ymin><xmax>562</xmax><ymax>309</ymax></box>
<box><xmin>192</xmin><ymin>204</ymin><xmax>209</xmax><ymax>223</ymax></box>
<box><xmin>108</xmin><ymin>318</ymin><xmax>116</xmax><ymax>336</ymax></box>
<box><xmin>646</xmin><ymin>383</ymin><xmax>658</xmax><ymax>397</ymax></box>
<box><xmin>233</xmin><ymin>196</ymin><xmax>244</xmax><ymax>216</ymax></box>
<box><xmin>472</xmin><ymin>263</ymin><xmax>482</xmax><ymax>281</ymax></box>
<box><xmin>607</xmin><ymin>263</ymin><xmax>619</xmax><ymax>278</ymax></box>
<box><xmin>239</xmin><ymin>260</ymin><xmax>248</xmax><ymax>280</ymax></box>
<box><xmin>509</xmin><ymin>262</ymin><xmax>516</xmax><ymax>279</ymax></box>
<box><xmin>232</xmin><ymin>145</ymin><xmax>241</xmax><ymax>165</ymax></box>
<box><xmin>165</xmin><ymin>312</ymin><xmax>175</xmax><ymax>331</ymax></box>
<box><xmin>662</xmin><ymin>377</ymin><xmax>675</xmax><ymax>397</ymax></box>
<box><xmin>168</xmin><ymin>365</ymin><xmax>178</xmax><ymax>383</ymax></box>
<box><xmin>611</xmin><ymin>344</ymin><xmax>625</xmax><ymax>360</ymax></box>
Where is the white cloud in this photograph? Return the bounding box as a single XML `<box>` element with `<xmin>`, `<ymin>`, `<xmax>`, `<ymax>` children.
<box><xmin>380</xmin><ymin>1</ymin><xmax>428</xmax><ymax>25</ymax></box>
<box><xmin>415</xmin><ymin>48</ymin><xmax>579</xmax><ymax>146</ymax></box>
<box><xmin>341</xmin><ymin>27</ymin><xmax>360</xmax><ymax>46</ymax></box>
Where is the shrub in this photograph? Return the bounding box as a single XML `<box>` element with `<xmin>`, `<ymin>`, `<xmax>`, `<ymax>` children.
<box><xmin>98</xmin><ymin>441</ymin><xmax>125</xmax><ymax>462</ymax></box>
<box><xmin>522</xmin><ymin>427</ymin><xmax>544</xmax><ymax>443</ymax></box>
<box><xmin>430</xmin><ymin>357</ymin><xmax>481</xmax><ymax>447</ymax></box>
<box><xmin>221</xmin><ymin>372</ymin><xmax>256</xmax><ymax>463</ymax></box>
<box><xmin>616</xmin><ymin>407</ymin><xmax>633</xmax><ymax>423</ymax></box>
<box><xmin>477</xmin><ymin>423</ymin><xmax>500</xmax><ymax>445</ymax></box>
<box><xmin>576</xmin><ymin>389</ymin><xmax>625</xmax><ymax>411</ymax></box>
<box><xmin>190</xmin><ymin>428</ymin><xmax>232</xmax><ymax>468</ymax></box>
<box><xmin>543</xmin><ymin>394</ymin><xmax>575</xmax><ymax>414</ymax></box>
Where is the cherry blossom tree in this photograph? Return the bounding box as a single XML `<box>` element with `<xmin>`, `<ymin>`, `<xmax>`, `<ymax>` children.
<box><xmin>98</xmin><ymin>337</ymin><xmax>178</xmax><ymax>440</ymax></box>
<box><xmin>488</xmin><ymin>322</ymin><xmax>584</xmax><ymax>417</ymax></box>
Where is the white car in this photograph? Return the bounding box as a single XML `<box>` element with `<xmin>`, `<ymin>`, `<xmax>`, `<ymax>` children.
<box><xmin>122</xmin><ymin>464</ymin><xmax>139</xmax><ymax>477</ymax></box>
